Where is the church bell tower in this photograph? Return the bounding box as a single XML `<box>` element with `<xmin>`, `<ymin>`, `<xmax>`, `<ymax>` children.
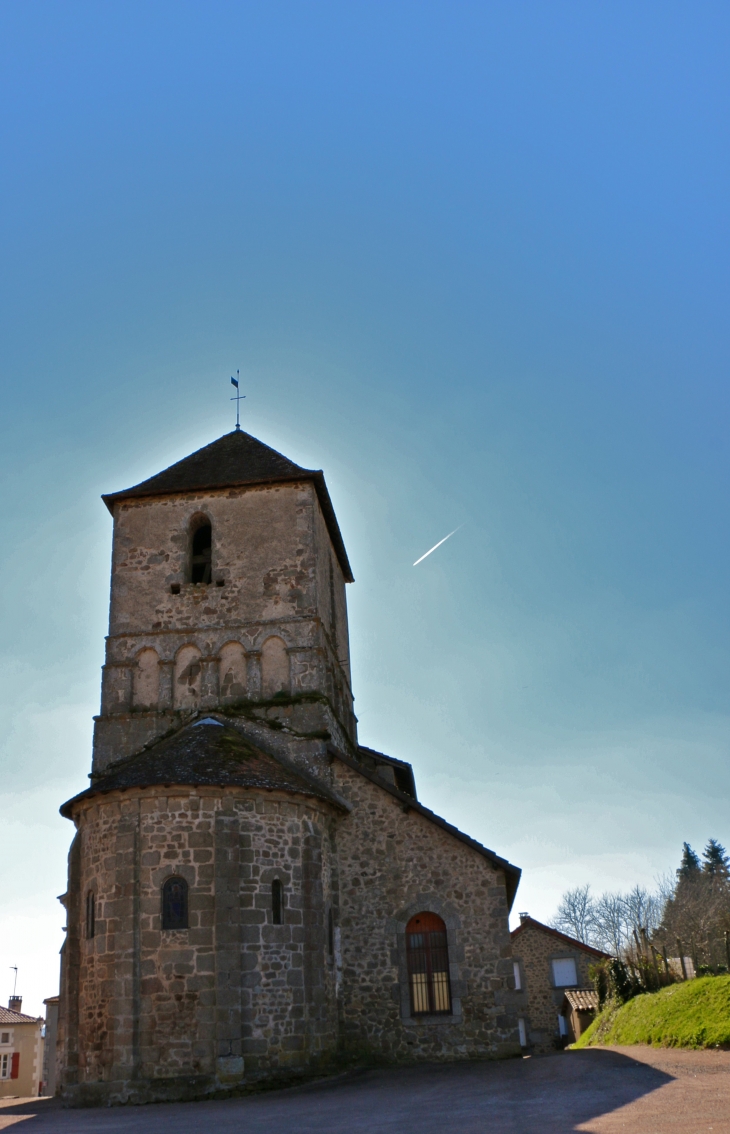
<box><xmin>93</xmin><ymin>428</ymin><xmax>356</xmax><ymax>774</ymax></box>
<box><xmin>56</xmin><ymin>422</ymin><xmax>524</xmax><ymax>1108</ymax></box>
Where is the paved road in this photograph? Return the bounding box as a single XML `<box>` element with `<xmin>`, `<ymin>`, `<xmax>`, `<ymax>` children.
<box><xmin>2</xmin><ymin>1047</ymin><xmax>730</xmax><ymax>1133</ymax></box>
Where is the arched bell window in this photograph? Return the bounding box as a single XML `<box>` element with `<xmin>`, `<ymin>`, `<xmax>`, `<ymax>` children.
<box><xmin>190</xmin><ymin>519</ymin><xmax>212</xmax><ymax>584</ymax></box>
<box><xmin>162</xmin><ymin>876</ymin><xmax>189</xmax><ymax>930</ymax></box>
<box><xmin>406</xmin><ymin>912</ymin><xmax>452</xmax><ymax>1015</ymax></box>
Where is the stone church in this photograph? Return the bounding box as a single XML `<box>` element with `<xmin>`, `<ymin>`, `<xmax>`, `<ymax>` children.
<box><xmin>57</xmin><ymin>427</ymin><xmax>524</xmax><ymax>1105</ymax></box>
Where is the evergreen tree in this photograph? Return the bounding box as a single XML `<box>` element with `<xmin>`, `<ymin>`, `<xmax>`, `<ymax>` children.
<box><xmin>677</xmin><ymin>842</ymin><xmax>700</xmax><ymax>879</ymax></box>
<box><xmin>702</xmin><ymin>838</ymin><xmax>730</xmax><ymax>878</ymax></box>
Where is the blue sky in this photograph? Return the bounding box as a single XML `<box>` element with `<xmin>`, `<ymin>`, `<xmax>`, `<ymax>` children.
<box><xmin>1</xmin><ymin>1</ymin><xmax>729</xmax><ymax>1015</ymax></box>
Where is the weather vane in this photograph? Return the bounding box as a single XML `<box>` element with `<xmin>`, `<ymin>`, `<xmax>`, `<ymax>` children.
<box><xmin>230</xmin><ymin>369</ymin><xmax>245</xmax><ymax>431</ymax></box>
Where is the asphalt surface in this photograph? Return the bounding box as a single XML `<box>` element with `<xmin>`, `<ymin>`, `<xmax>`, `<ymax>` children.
<box><xmin>2</xmin><ymin>1047</ymin><xmax>729</xmax><ymax>1133</ymax></box>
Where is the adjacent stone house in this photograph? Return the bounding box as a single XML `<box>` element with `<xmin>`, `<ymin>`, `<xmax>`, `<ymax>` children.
<box><xmin>511</xmin><ymin>914</ymin><xmax>609</xmax><ymax>1052</ymax></box>
<box><xmin>0</xmin><ymin>999</ymin><xmax>44</xmax><ymax>1099</ymax></box>
<box><xmin>57</xmin><ymin>428</ymin><xmax>524</xmax><ymax>1105</ymax></box>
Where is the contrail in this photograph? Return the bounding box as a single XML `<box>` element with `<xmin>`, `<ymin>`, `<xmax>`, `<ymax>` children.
<box><xmin>413</xmin><ymin>526</ymin><xmax>462</xmax><ymax>567</ymax></box>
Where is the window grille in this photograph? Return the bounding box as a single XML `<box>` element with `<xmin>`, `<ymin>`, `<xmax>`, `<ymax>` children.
<box><xmin>85</xmin><ymin>891</ymin><xmax>95</xmax><ymax>940</ymax></box>
<box><xmin>162</xmin><ymin>876</ymin><xmax>189</xmax><ymax>930</ymax></box>
<box><xmin>406</xmin><ymin>912</ymin><xmax>452</xmax><ymax>1015</ymax></box>
<box><xmin>272</xmin><ymin>879</ymin><xmax>283</xmax><ymax>925</ymax></box>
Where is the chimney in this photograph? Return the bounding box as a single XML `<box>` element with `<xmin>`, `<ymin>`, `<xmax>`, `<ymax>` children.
<box><xmin>518</xmin><ymin>912</ymin><xmax>530</xmax><ymax>923</ymax></box>
<box><xmin>8</xmin><ymin>996</ymin><xmax>21</xmax><ymax>1014</ymax></box>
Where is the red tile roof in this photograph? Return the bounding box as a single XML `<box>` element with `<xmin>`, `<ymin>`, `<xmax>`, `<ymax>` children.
<box><xmin>563</xmin><ymin>989</ymin><xmax>600</xmax><ymax>1012</ymax></box>
<box><xmin>0</xmin><ymin>1006</ymin><xmax>42</xmax><ymax>1024</ymax></box>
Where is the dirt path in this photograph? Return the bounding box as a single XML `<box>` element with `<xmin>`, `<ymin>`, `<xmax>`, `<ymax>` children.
<box><xmin>1</xmin><ymin>1046</ymin><xmax>729</xmax><ymax>1133</ymax></box>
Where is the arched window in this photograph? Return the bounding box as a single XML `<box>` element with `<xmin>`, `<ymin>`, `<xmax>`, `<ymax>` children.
<box><xmin>132</xmin><ymin>647</ymin><xmax>159</xmax><ymax>708</ymax></box>
<box><xmin>190</xmin><ymin>520</ymin><xmax>212</xmax><ymax>584</ymax></box>
<box><xmin>174</xmin><ymin>644</ymin><xmax>202</xmax><ymax>709</ymax></box>
<box><xmin>162</xmin><ymin>876</ymin><xmax>189</xmax><ymax>930</ymax></box>
<box><xmin>219</xmin><ymin>641</ymin><xmax>247</xmax><ymax>701</ymax></box>
<box><xmin>272</xmin><ymin>879</ymin><xmax>283</xmax><ymax>925</ymax></box>
<box><xmin>261</xmin><ymin>636</ymin><xmax>290</xmax><ymax>699</ymax></box>
<box><xmin>85</xmin><ymin>891</ymin><xmax>95</xmax><ymax>940</ymax></box>
<box><xmin>406</xmin><ymin>912</ymin><xmax>452</xmax><ymax>1015</ymax></box>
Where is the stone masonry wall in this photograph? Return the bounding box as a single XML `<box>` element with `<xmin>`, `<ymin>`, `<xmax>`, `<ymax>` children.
<box><xmin>332</xmin><ymin>760</ymin><xmax>522</xmax><ymax>1062</ymax></box>
<box><xmin>511</xmin><ymin>921</ymin><xmax>600</xmax><ymax>1052</ymax></box>
<box><xmin>94</xmin><ymin>481</ymin><xmax>356</xmax><ymax>772</ymax></box>
<box><xmin>63</xmin><ymin>786</ymin><xmax>340</xmax><ymax>1105</ymax></box>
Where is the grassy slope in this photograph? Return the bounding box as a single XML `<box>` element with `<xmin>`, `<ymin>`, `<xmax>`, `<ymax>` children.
<box><xmin>575</xmin><ymin>975</ymin><xmax>730</xmax><ymax>1050</ymax></box>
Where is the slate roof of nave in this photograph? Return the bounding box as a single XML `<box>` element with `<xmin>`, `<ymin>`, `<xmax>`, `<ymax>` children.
<box><xmin>60</xmin><ymin>719</ymin><xmax>347</xmax><ymax>818</ymax></box>
<box><xmin>0</xmin><ymin>1006</ymin><xmax>42</xmax><ymax>1024</ymax></box>
<box><xmin>101</xmin><ymin>428</ymin><xmax>354</xmax><ymax>581</ymax></box>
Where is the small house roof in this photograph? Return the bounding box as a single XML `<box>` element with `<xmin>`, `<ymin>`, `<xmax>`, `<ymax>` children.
<box><xmin>0</xmin><ymin>1006</ymin><xmax>42</xmax><ymax>1024</ymax></box>
<box><xmin>562</xmin><ymin>989</ymin><xmax>600</xmax><ymax>1013</ymax></box>
<box><xmin>511</xmin><ymin>916</ymin><xmax>611</xmax><ymax>959</ymax></box>
<box><xmin>101</xmin><ymin>429</ymin><xmax>353</xmax><ymax>582</ymax></box>
<box><xmin>60</xmin><ymin>719</ymin><xmax>347</xmax><ymax>818</ymax></box>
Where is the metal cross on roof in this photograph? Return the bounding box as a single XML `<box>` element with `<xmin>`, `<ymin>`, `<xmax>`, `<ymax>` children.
<box><xmin>230</xmin><ymin>370</ymin><xmax>245</xmax><ymax>431</ymax></box>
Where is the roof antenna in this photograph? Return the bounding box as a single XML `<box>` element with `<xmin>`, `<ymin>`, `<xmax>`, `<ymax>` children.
<box><xmin>230</xmin><ymin>370</ymin><xmax>245</xmax><ymax>431</ymax></box>
<box><xmin>9</xmin><ymin>966</ymin><xmax>18</xmax><ymax>996</ymax></box>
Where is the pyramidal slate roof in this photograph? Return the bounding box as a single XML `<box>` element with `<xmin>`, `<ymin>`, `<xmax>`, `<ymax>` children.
<box><xmin>60</xmin><ymin>719</ymin><xmax>347</xmax><ymax>818</ymax></box>
<box><xmin>101</xmin><ymin>429</ymin><xmax>353</xmax><ymax>581</ymax></box>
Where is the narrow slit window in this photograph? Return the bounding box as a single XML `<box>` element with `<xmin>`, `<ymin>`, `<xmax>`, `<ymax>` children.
<box><xmin>272</xmin><ymin>879</ymin><xmax>283</xmax><ymax>925</ymax></box>
<box><xmin>85</xmin><ymin>891</ymin><xmax>95</xmax><ymax>940</ymax></box>
<box><xmin>406</xmin><ymin>912</ymin><xmax>452</xmax><ymax>1015</ymax></box>
<box><xmin>162</xmin><ymin>876</ymin><xmax>189</xmax><ymax>930</ymax></box>
<box><xmin>328</xmin><ymin>907</ymin><xmax>334</xmax><ymax>956</ymax></box>
<box><xmin>190</xmin><ymin>522</ymin><xmax>212</xmax><ymax>584</ymax></box>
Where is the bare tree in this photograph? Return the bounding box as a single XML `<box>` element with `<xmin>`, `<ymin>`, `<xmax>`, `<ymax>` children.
<box><xmin>552</xmin><ymin>884</ymin><xmax>596</xmax><ymax>944</ymax></box>
<box><xmin>552</xmin><ymin>840</ymin><xmax>730</xmax><ymax>969</ymax></box>
<box><xmin>552</xmin><ymin>881</ymin><xmax>671</xmax><ymax>957</ymax></box>
<box><xmin>592</xmin><ymin>891</ymin><xmax>627</xmax><ymax>956</ymax></box>
<box><xmin>623</xmin><ymin>885</ymin><xmax>663</xmax><ymax>939</ymax></box>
